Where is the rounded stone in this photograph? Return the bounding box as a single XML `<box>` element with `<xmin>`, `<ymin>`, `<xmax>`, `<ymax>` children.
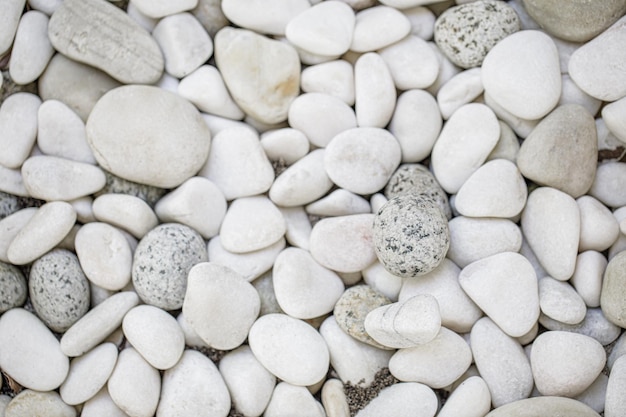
<box><xmin>4</xmin><ymin>390</ymin><xmax>76</xmax><ymax>417</ymax></box>
<box><xmin>132</xmin><ymin>223</ymin><xmax>208</xmax><ymax>310</ymax></box>
<box><xmin>601</xmin><ymin>250</ymin><xmax>626</xmax><ymax>328</ymax></box>
<box><xmin>0</xmin><ymin>261</ymin><xmax>27</xmax><ymax>313</ymax></box>
<box><xmin>29</xmin><ymin>249</ymin><xmax>91</xmax><ymax>333</ymax></box>
<box><xmin>86</xmin><ymin>85</ymin><xmax>211</xmax><ymax>188</ymax></box>
<box><xmin>484</xmin><ymin>396</ymin><xmax>601</xmax><ymax>417</ymax></box>
<box><xmin>373</xmin><ymin>194</ymin><xmax>449</xmax><ymax>278</ymax></box>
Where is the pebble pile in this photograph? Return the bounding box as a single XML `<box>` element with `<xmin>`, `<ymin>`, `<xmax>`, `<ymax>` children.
<box><xmin>0</xmin><ymin>0</ymin><xmax>626</xmax><ymax>416</ymax></box>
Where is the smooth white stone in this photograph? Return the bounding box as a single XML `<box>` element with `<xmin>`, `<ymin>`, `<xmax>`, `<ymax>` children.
<box><xmin>61</xmin><ymin>292</ymin><xmax>139</xmax><ymax>357</ymax></box>
<box><xmin>362</xmin><ymin>261</ymin><xmax>403</xmax><ymax>302</ymax></box>
<box><xmin>389</xmin><ymin>327</ymin><xmax>472</xmax><ymax>389</ymax></box>
<box><xmin>437</xmin><ymin>67</ymin><xmax>483</xmax><ymax>119</ymax></box>
<box><xmin>539</xmin><ymin>276</ymin><xmax>587</xmax><ymax>325</ymax></box>
<box><xmin>219</xmin><ymin>345</ymin><xmax>276</xmax><ymax>417</ymax></box>
<box><xmin>221</xmin><ymin>0</ymin><xmax>309</xmax><ymax>35</ymax></box>
<box><xmin>319</xmin><ymin>316</ymin><xmax>393</xmax><ymax>387</ymax></box>
<box><xmin>152</xmin><ymin>13</ymin><xmax>213</xmax><ymax>78</ymax></box>
<box><xmin>559</xmin><ymin>74</ymin><xmax>602</xmax><ymax>117</ymax></box>
<box><xmin>355</xmin><ymin>382</ymin><xmax>437</xmax><ymax>417</ymax></box>
<box><xmin>571</xmin><ymin>251</ymin><xmax>608</xmax><ymax>308</ymax></box>
<box><xmin>426</xmin><ymin>40</ymin><xmax>462</xmax><ymax>96</ymax></box>
<box><xmin>608</xmin><ymin>332</ymin><xmax>626</xmax><ymax>370</ymax></box>
<box><xmin>0</xmin><ymin>0</ymin><xmax>25</xmax><ymax>56</ymax></box>
<box><xmin>483</xmin><ymin>91</ymin><xmax>538</xmax><ymax>139</ymax></box>
<box><xmin>288</xmin><ymin>93</ymin><xmax>357</xmax><ymax>148</ymax></box>
<box><xmin>606</xmin><ymin>355</ymin><xmax>626</xmax><ymax>416</ymax></box>
<box><xmin>285</xmin><ymin>1</ymin><xmax>354</xmax><ymax>56</ymax></box>
<box><xmin>9</xmin><ymin>11</ymin><xmax>54</xmax><ymax>84</ymax></box>
<box><xmin>178</xmin><ymin>65</ymin><xmax>244</xmax><ymax>120</ymax></box>
<box><xmin>0</xmin><ymin>164</ymin><xmax>28</xmax><ymax>197</ymax></box>
<box><xmin>602</xmin><ymin>96</ymin><xmax>626</xmax><ymax>143</ymax></box>
<box><xmin>92</xmin><ymin>194</ymin><xmax>158</xmax><ymax>239</ymax></box>
<box><xmin>300</xmin><ymin>60</ymin><xmax>355</xmax><ymax>106</ymax></box>
<box><xmin>130</xmin><ymin>0</ymin><xmax>197</xmax><ymax>18</ymax></box>
<box><xmin>199</xmin><ymin>127</ymin><xmax>274</xmax><ymax>201</ymax></box>
<box><xmin>4</xmin><ymin>390</ymin><xmax>76</xmax><ymax>417</ymax></box>
<box><xmin>438</xmin><ymin>376</ymin><xmax>491</xmax><ymax>417</ymax></box>
<box><xmin>379</xmin><ymin>35</ymin><xmax>439</xmax><ymax>90</ymax></box>
<box><xmin>60</xmin><ymin>343</ymin><xmax>118</xmax><ymax>405</ymax></box>
<box><xmin>176</xmin><ymin>312</ymin><xmax>208</xmax><ymax>349</ymax></box>
<box><xmin>249</xmin><ymin>313</ymin><xmax>330</xmax><ymax>386</ymax></box>
<box><xmin>325</xmin><ymin>127</ymin><xmax>401</xmax><ymax>194</ymax></box>
<box><xmin>0</xmin><ymin>93</ymin><xmax>41</xmax><ymax>169</ymax></box>
<box><xmin>460</xmin><ymin>252</ymin><xmax>539</xmax><ymax>337</ymax></box>
<box><xmin>155</xmin><ymin>72</ymin><xmax>180</xmax><ymax>93</ymax></box>
<box><xmin>521</xmin><ymin>187</ymin><xmax>581</xmax><ymax>280</ymax></box>
<box><xmin>350</xmin><ymin>6</ymin><xmax>411</xmax><ymax>52</ymax></box>
<box><xmin>279</xmin><ymin>206</ymin><xmax>312</xmax><ymax>251</ymax></box>
<box><xmin>158</xmin><ymin>349</ymin><xmax>231</xmax><ymax>417</ymax></box>
<box><xmin>431</xmin><ymin>103</ymin><xmax>500</xmax><ymax>194</ymax></box>
<box><xmin>309</xmin><ymin>214</ymin><xmax>377</xmax><ymax>273</ymax></box>
<box><xmin>575</xmin><ymin>373</ymin><xmax>608</xmax><ymax>414</ymax></box>
<box><xmin>75</xmin><ymin>222</ymin><xmax>132</xmax><ymax>291</ymax></box>
<box><xmin>7</xmin><ymin>201</ymin><xmax>76</xmax><ymax>265</ymax></box>
<box><xmin>208</xmin><ymin>236</ymin><xmax>285</xmax><ymax>282</ymax></box>
<box><xmin>108</xmin><ymin>347</ymin><xmax>160</xmax><ymax>417</ymax></box>
<box><xmin>482</xmin><ymin>30</ymin><xmax>561</xmax><ymax>120</ymax></box>
<box><xmin>589</xmin><ymin>162</ymin><xmax>626</xmax><ymax>208</ymax></box>
<box><xmin>531</xmin><ymin>331</ymin><xmax>606</xmax><ymax>397</ymax></box>
<box><xmin>403</xmin><ymin>5</ymin><xmax>436</xmax><ymax>39</ymax></box>
<box><xmin>305</xmin><ymin>189</ymin><xmax>370</xmax><ymax>217</ymax></box>
<box><xmin>578</xmin><ymin>195</ymin><xmax>620</xmax><ymax>252</ymax></box>
<box><xmin>488</xmin><ymin>121</ymin><xmax>521</xmax><ymax>163</ymax></box>
<box><xmin>540</xmin><ymin>308</ymin><xmax>621</xmax><ymax>346</ymax></box>
<box><xmin>0</xmin><ymin>208</ymin><xmax>36</xmax><ymax>263</ymax></box>
<box><xmin>322</xmin><ymin>379</ymin><xmax>350</xmax><ymax>417</ymax></box>
<box><xmin>455</xmin><ymin>159</ymin><xmax>527</xmax><ymax>218</ymax></box>
<box><xmin>389</xmin><ymin>89</ymin><xmax>442</xmax><ymax>163</ymax></box>
<box><xmin>0</xmin><ymin>308</ymin><xmax>69</xmax><ymax>391</ymax></box>
<box><xmin>80</xmin><ymin>387</ymin><xmax>128</xmax><ymax>417</ymax></box>
<box><xmin>270</xmin><ymin>149</ymin><xmax>334</xmax><ymax>207</ymax></box>
<box><xmin>260</xmin><ymin>128</ymin><xmax>310</xmax><ymax>165</ymax></box>
<box><xmin>155</xmin><ymin>176</ymin><xmax>227</xmax><ymax>239</ymax></box>
<box><xmin>126</xmin><ymin>2</ymin><xmax>158</xmax><ymax>32</ymax></box>
<box><xmin>447</xmin><ymin>216</ymin><xmax>523</xmax><ymax>268</ymax></box>
<box><xmin>354</xmin><ymin>53</ymin><xmax>396</xmax><ymax>128</ymax></box>
<box><xmin>264</xmin><ymin>382</ymin><xmax>325</xmax><ymax>417</ymax></box>
<box><xmin>273</xmin><ymin>247</ymin><xmax>345</xmax><ymax>319</ymax></box>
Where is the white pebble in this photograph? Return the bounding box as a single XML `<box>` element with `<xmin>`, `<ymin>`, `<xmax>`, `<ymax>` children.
<box><xmin>437</xmin><ymin>67</ymin><xmax>483</xmax><ymax>120</ymax></box>
<box><xmin>606</xmin><ymin>355</ymin><xmax>626</xmax><ymax>416</ymax></box>
<box><xmin>0</xmin><ymin>93</ymin><xmax>41</xmax><ymax>169</ymax></box>
<box><xmin>92</xmin><ymin>194</ymin><xmax>158</xmax><ymax>239</ymax></box>
<box><xmin>264</xmin><ymin>382</ymin><xmax>325</xmax><ymax>417</ymax></box>
<box><xmin>354</xmin><ymin>53</ymin><xmax>397</xmax><ymax>128</ymax></box>
<box><xmin>539</xmin><ymin>308</ymin><xmax>621</xmax><ymax>347</ymax></box>
<box><xmin>0</xmin><ymin>0</ymin><xmax>25</xmax><ymax>56</ymax></box>
<box><xmin>208</xmin><ymin>236</ymin><xmax>285</xmax><ymax>282</ymax></box>
<box><xmin>221</xmin><ymin>0</ymin><xmax>309</xmax><ymax>35</ymax></box>
<box><xmin>577</xmin><ymin>195</ymin><xmax>620</xmax><ymax>252</ymax></box>
<box><xmin>438</xmin><ymin>376</ymin><xmax>491</xmax><ymax>417</ymax></box>
<box><xmin>589</xmin><ymin>162</ymin><xmax>626</xmax><ymax>208</ymax></box>
<box><xmin>355</xmin><ymin>382</ymin><xmax>438</xmax><ymax>417</ymax></box>
<box><xmin>362</xmin><ymin>261</ymin><xmax>404</xmax><ymax>302</ymax></box>
<box><xmin>571</xmin><ymin>251</ymin><xmax>607</xmax><ymax>308</ymax></box>
<box><xmin>260</xmin><ymin>128</ymin><xmax>310</xmax><ymax>164</ymax></box>
<box><xmin>379</xmin><ymin>35</ymin><xmax>439</xmax><ymax>90</ymax></box>
<box><xmin>0</xmin><ymin>164</ymin><xmax>28</xmax><ymax>197</ymax></box>
<box><xmin>0</xmin><ymin>208</ymin><xmax>37</xmax><ymax>263</ymax></box>
<box><xmin>539</xmin><ymin>276</ymin><xmax>586</xmax><ymax>324</ymax></box>
<box><xmin>60</xmin><ymin>343</ymin><xmax>118</xmax><ymax>405</ymax></box>
<box><xmin>9</xmin><ymin>11</ymin><xmax>54</xmax><ymax>85</ymax></box>
<box><xmin>130</xmin><ymin>0</ymin><xmax>197</xmax><ymax>18</ymax></box>
<box><xmin>279</xmin><ymin>206</ymin><xmax>312</xmax><ymax>250</ymax></box>
<box><xmin>305</xmin><ymin>189</ymin><xmax>371</xmax><ymax>217</ymax></box>
<box><xmin>300</xmin><ymin>60</ymin><xmax>355</xmax><ymax>106</ymax></box>
<box><xmin>350</xmin><ymin>5</ymin><xmax>411</xmax><ymax>52</ymax></box>
<box><xmin>321</xmin><ymin>379</ymin><xmax>350</xmax><ymax>417</ymax></box>
<box><xmin>602</xmin><ymin>96</ymin><xmax>626</xmax><ymax>143</ymax></box>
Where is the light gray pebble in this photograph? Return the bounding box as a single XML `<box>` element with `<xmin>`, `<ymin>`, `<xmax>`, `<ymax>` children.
<box><xmin>29</xmin><ymin>249</ymin><xmax>90</xmax><ymax>333</ymax></box>
<box><xmin>373</xmin><ymin>194</ymin><xmax>450</xmax><ymax>278</ymax></box>
<box><xmin>96</xmin><ymin>171</ymin><xmax>167</xmax><ymax>208</ymax></box>
<box><xmin>0</xmin><ymin>261</ymin><xmax>27</xmax><ymax>313</ymax></box>
<box><xmin>132</xmin><ymin>223</ymin><xmax>207</xmax><ymax>310</ymax></box>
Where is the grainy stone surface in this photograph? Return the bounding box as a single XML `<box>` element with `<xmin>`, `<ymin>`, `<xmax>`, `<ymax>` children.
<box><xmin>0</xmin><ymin>261</ymin><xmax>27</xmax><ymax>313</ymax></box>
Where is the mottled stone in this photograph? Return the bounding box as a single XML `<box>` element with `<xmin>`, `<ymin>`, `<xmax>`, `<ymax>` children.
<box><xmin>0</xmin><ymin>261</ymin><xmax>27</xmax><ymax>313</ymax></box>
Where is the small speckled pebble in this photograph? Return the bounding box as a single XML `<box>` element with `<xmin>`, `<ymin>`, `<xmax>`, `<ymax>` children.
<box><xmin>434</xmin><ymin>0</ymin><xmax>520</xmax><ymax>69</ymax></box>
<box><xmin>29</xmin><ymin>249</ymin><xmax>91</xmax><ymax>333</ymax></box>
<box><xmin>333</xmin><ymin>284</ymin><xmax>392</xmax><ymax>350</ymax></box>
<box><xmin>132</xmin><ymin>223</ymin><xmax>208</xmax><ymax>311</ymax></box>
<box><xmin>384</xmin><ymin>164</ymin><xmax>451</xmax><ymax>220</ymax></box>
<box><xmin>0</xmin><ymin>261</ymin><xmax>27</xmax><ymax>313</ymax></box>
<box><xmin>0</xmin><ymin>191</ymin><xmax>21</xmax><ymax>220</ymax></box>
<box><xmin>373</xmin><ymin>194</ymin><xmax>450</xmax><ymax>278</ymax></box>
<box><xmin>96</xmin><ymin>171</ymin><xmax>167</xmax><ymax>208</ymax></box>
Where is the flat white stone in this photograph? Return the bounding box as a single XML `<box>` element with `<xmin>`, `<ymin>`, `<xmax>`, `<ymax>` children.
<box><xmin>9</xmin><ymin>11</ymin><xmax>54</xmax><ymax>85</ymax></box>
<box><xmin>126</xmin><ymin>1</ymin><xmax>158</xmax><ymax>32</ymax></box>
<box><xmin>130</xmin><ymin>0</ymin><xmax>197</xmax><ymax>18</ymax></box>
<box><xmin>273</xmin><ymin>247</ymin><xmax>345</xmax><ymax>319</ymax></box>
<box><xmin>589</xmin><ymin>162</ymin><xmax>626</xmax><ymax>208</ymax></box>
<box><xmin>155</xmin><ymin>176</ymin><xmax>227</xmax><ymax>239</ymax></box>
<box><xmin>350</xmin><ymin>6</ymin><xmax>411</xmax><ymax>52</ymax></box>
<box><xmin>577</xmin><ymin>195</ymin><xmax>620</xmax><ymax>252</ymax></box>
<box><xmin>208</xmin><ymin>236</ymin><xmax>285</xmax><ymax>282</ymax></box>
<box><xmin>459</xmin><ymin>252</ymin><xmax>539</xmax><ymax>337</ymax></box>
<box><xmin>437</xmin><ymin>67</ymin><xmax>484</xmax><ymax>120</ymax></box>
<box><xmin>108</xmin><ymin>347</ymin><xmax>160</xmax><ymax>417</ymax></box>
<box><xmin>379</xmin><ymin>35</ymin><xmax>439</xmax><ymax>90</ymax></box>
<box><xmin>7</xmin><ymin>201</ymin><xmax>76</xmax><ymax>265</ymax></box>
<box><xmin>92</xmin><ymin>194</ymin><xmax>158</xmax><ymax>239</ymax></box>
<box><xmin>321</xmin><ymin>379</ymin><xmax>350</xmax><ymax>417</ymax></box>
<box><xmin>264</xmin><ymin>382</ymin><xmax>325</xmax><ymax>417</ymax></box>
<box><xmin>539</xmin><ymin>276</ymin><xmax>587</xmax><ymax>325</ymax></box>
<box><xmin>455</xmin><ymin>159</ymin><xmax>528</xmax><ymax>218</ymax></box>
<box><xmin>483</xmin><ymin>396</ymin><xmax>602</xmax><ymax>417</ymax></box>
<box><xmin>0</xmin><ymin>93</ymin><xmax>41</xmax><ymax>169</ymax></box>
<box><xmin>603</xmin><ymin>96</ymin><xmax>626</xmax><ymax>144</ymax></box>
<box><xmin>21</xmin><ymin>155</ymin><xmax>105</xmax><ymax>201</ymax></box>
<box><xmin>158</xmin><ymin>349</ymin><xmax>231</xmax><ymax>417</ymax></box>
<box><xmin>403</xmin><ymin>5</ymin><xmax>436</xmax><ymax>39</ymax></box>
<box><xmin>60</xmin><ymin>343</ymin><xmax>118</xmax><ymax>405</ymax></box>
<box><xmin>279</xmin><ymin>206</ymin><xmax>312</xmax><ymax>250</ymax></box>
<box><xmin>0</xmin><ymin>308</ymin><xmax>69</xmax><ymax>391</ymax></box>
<box><xmin>269</xmin><ymin>149</ymin><xmax>334</xmax><ymax>207</ymax></box>
<box><xmin>482</xmin><ymin>30</ymin><xmax>561</xmax><ymax>120</ymax></box>
<box><xmin>152</xmin><ymin>12</ymin><xmax>213</xmax><ymax>78</ymax></box>
<box><xmin>219</xmin><ymin>345</ymin><xmax>275</xmax><ymax>417</ymax></box>
<box><xmin>288</xmin><ymin>92</ymin><xmax>357</xmax><ymax>148</ymax></box>
<box><xmin>0</xmin><ymin>0</ymin><xmax>25</xmax><ymax>56</ymax></box>
<box><xmin>389</xmin><ymin>89</ymin><xmax>442</xmax><ymax>163</ymax></box>
<box><xmin>260</xmin><ymin>128</ymin><xmax>310</xmax><ymax>165</ymax></box>
<box><xmin>431</xmin><ymin>103</ymin><xmax>500</xmax><ymax>194</ymax></box>
<box><xmin>61</xmin><ymin>291</ymin><xmax>139</xmax><ymax>357</ymax></box>
<box><xmin>354</xmin><ymin>53</ymin><xmax>396</xmax><ymax>128</ymax></box>
<box><xmin>221</xmin><ymin>0</ymin><xmax>309</xmax><ymax>35</ymax></box>
<box><xmin>300</xmin><ymin>59</ymin><xmax>355</xmax><ymax>106</ymax></box>
<box><xmin>199</xmin><ymin>127</ymin><xmax>274</xmax><ymax>201</ymax></box>
<box><xmin>355</xmin><ymin>382</ymin><xmax>438</xmax><ymax>417</ymax></box>
<box><xmin>0</xmin><ymin>207</ymin><xmax>37</xmax><ymax>263</ymax></box>
<box><xmin>183</xmin><ymin>262</ymin><xmax>260</xmax><ymax>350</ymax></box>
<box><xmin>4</xmin><ymin>390</ymin><xmax>76</xmax><ymax>417</ymax></box>
<box><xmin>521</xmin><ymin>187</ymin><xmax>581</xmax><ymax>280</ymax></box>
<box><xmin>531</xmin><ymin>331</ymin><xmax>606</xmax><ymax>397</ymax></box>
<box><xmin>81</xmin><ymin>387</ymin><xmax>128</xmax><ymax>417</ymax></box>
<box><xmin>571</xmin><ymin>251</ymin><xmax>607</xmax><ymax>308</ymax></box>
<box><xmin>389</xmin><ymin>327</ymin><xmax>472</xmax><ymax>389</ymax></box>
<box><xmin>178</xmin><ymin>65</ymin><xmax>244</xmax><ymax>120</ymax></box>
<box><xmin>362</xmin><ymin>261</ymin><xmax>403</xmax><ymax>302</ymax></box>
<box><xmin>438</xmin><ymin>376</ymin><xmax>491</xmax><ymax>417</ymax></box>
<box><xmin>305</xmin><ymin>189</ymin><xmax>370</xmax><ymax>217</ymax></box>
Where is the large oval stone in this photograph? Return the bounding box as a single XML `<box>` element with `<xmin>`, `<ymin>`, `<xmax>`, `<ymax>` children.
<box><xmin>484</xmin><ymin>396</ymin><xmax>600</xmax><ymax>417</ymax></box>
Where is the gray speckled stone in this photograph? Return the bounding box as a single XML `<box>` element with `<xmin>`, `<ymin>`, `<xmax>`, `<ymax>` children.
<box><xmin>434</xmin><ymin>0</ymin><xmax>520</xmax><ymax>68</ymax></box>
<box><xmin>384</xmin><ymin>164</ymin><xmax>451</xmax><ymax>220</ymax></box>
<box><xmin>29</xmin><ymin>249</ymin><xmax>91</xmax><ymax>333</ymax></box>
<box><xmin>96</xmin><ymin>171</ymin><xmax>167</xmax><ymax>208</ymax></box>
<box><xmin>373</xmin><ymin>194</ymin><xmax>449</xmax><ymax>278</ymax></box>
<box><xmin>132</xmin><ymin>223</ymin><xmax>207</xmax><ymax>310</ymax></box>
<box><xmin>0</xmin><ymin>261</ymin><xmax>27</xmax><ymax>313</ymax></box>
<box><xmin>0</xmin><ymin>192</ymin><xmax>20</xmax><ymax>220</ymax></box>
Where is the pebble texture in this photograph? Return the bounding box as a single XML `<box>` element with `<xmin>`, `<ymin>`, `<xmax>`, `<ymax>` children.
<box><xmin>601</xmin><ymin>250</ymin><xmax>626</xmax><ymax>328</ymax></box>
<box><xmin>484</xmin><ymin>396</ymin><xmax>601</xmax><ymax>417</ymax></box>
<box><xmin>0</xmin><ymin>261</ymin><xmax>27</xmax><ymax>313</ymax></box>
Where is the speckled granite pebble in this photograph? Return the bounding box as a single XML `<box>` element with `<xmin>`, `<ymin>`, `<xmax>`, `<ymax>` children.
<box><xmin>96</xmin><ymin>171</ymin><xmax>166</xmax><ymax>208</ymax></box>
<box><xmin>373</xmin><ymin>194</ymin><xmax>449</xmax><ymax>278</ymax></box>
<box><xmin>434</xmin><ymin>0</ymin><xmax>520</xmax><ymax>68</ymax></box>
<box><xmin>0</xmin><ymin>261</ymin><xmax>27</xmax><ymax>313</ymax></box>
<box><xmin>29</xmin><ymin>249</ymin><xmax>91</xmax><ymax>333</ymax></box>
<box><xmin>0</xmin><ymin>191</ymin><xmax>20</xmax><ymax>220</ymax></box>
<box><xmin>132</xmin><ymin>223</ymin><xmax>207</xmax><ymax>310</ymax></box>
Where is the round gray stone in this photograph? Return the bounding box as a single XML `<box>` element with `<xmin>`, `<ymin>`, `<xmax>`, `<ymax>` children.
<box><xmin>132</xmin><ymin>223</ymin><xmax>207</xmax><ymax>310</ymax></box>
<box><xmin>0</xmin><ymin>261</ymin><xmax>27</xmax><ymax>313</ymax></box>
<box><xmin>373</xmin><ymin>194</ymin><xmax>450</xmax><ymax>278</ymax></box>
<box><xmin>0</xmin><ymin>192</ymin><xmax>20</xmax><ymax>220</ymax></box>
<box><xmin>95</xmin><ymin>171</ymin><xmax>167</xmax><ymax>208</ymax></box>
<box><xmin>29</xmin><ymin>249</ymin><xmax>91</xmax><ymax>333</ymax></box>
